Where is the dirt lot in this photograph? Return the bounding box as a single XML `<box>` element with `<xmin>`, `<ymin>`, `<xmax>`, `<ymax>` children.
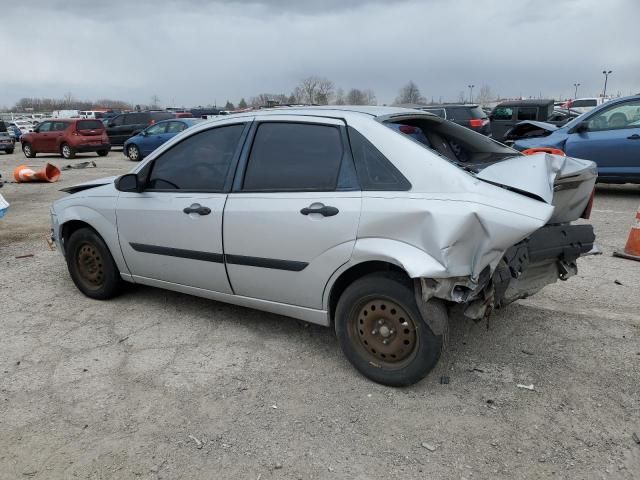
<box><xmin>0</xmin><ymin>148</ymin><xmax>639</xmax><ymax>480</ymax></box>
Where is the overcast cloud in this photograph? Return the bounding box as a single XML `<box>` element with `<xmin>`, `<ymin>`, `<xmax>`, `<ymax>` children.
<box><xmin>1</xmin><ymin>0</ymin><xmax>638</xmax><ymax>107</ymax></box>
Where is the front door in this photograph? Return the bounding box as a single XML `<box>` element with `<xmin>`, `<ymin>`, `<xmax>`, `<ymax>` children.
<box><xmin>139</xmin><ymin>122</ymin><xmax>169</xmax><ymax>156</ymax></box>
<box><xmin>116</xmin><ymin>121</ymin><xmax>249</xmax><ymax>293</ymax></box>
<box><xmin>565</xmin><ymin>99</ymin><xmax>640</xmax><ymax>181</ymax></box>
<box><xmin>224</xmin><ymin>117</ymin><xmax>361</xmax><ymax>309</ymax></box>
<box><xmin>33</xmin><ymin>121</ymin><xmax>53</xmax><ymax>151</ymax></box>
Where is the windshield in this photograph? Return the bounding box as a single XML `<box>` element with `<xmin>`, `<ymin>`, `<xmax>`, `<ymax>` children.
<box><xmin>383</xmin><ymin>114</ymin><xmax>520</xmax><ymax>171</ymax></box>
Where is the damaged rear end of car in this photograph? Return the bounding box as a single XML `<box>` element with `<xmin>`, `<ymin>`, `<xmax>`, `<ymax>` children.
<box><xmin>366</xmin><ymin>112</ymin><xmax>597</xmax><ymax>323</ymax></box>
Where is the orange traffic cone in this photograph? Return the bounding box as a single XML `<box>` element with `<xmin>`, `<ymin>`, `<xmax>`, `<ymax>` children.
<box><xmin>613</xmin><ymin>206</ymin><xmax>640</xmax><ymax>262</ymax></box>
<box><xmin>13</xmin><ymin>163</ymin><xmax>61</xmax><ymax>183</ymax></box>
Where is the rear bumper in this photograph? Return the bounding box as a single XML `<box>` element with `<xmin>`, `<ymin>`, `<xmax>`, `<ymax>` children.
<box><xmin>74</xmin><ymin>143</ymin><xmax>110</xmax><ymax>153</ymax></box>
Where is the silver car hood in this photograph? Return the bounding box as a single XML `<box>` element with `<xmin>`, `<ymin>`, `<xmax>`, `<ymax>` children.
<box><xmin>475</xmin><ymin>153</ymin><xmax>596</xmax><ymax>204</ymax></box>
<box><xmin>60</xmin><ymin>176</ymin><xmax>117</xmax><ymax>194</ymax></box>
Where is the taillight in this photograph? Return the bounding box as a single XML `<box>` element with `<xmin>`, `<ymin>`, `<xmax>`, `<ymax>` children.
<box><xmin>149</xmin><ymin>119</ymin><xmax>155</xmax><ymax>125</ymax></box>
<box><xmin>581</xmin><ymin>187</ymin><xmax>596</xmax><ymax>219</ymax></box>
<box><xmin>399</xmin><ymin>125</ymin><xmax>418</xmax><ymax>134</ymax></box>
<box><xmin>469</xmin><ymin>118</ymin><xmax>489</xmax><ymax>128</ymax></box>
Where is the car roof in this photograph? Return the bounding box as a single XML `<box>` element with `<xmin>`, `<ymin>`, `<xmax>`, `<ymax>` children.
<box><xmin>203</xmin><ymin>105</ymin><xmax>436</xmax><ymax>123</ymax></box>
<box><xmin>496</xmin><ymin>99</ymin><xmax>554</xmax><ymax>107</ymax></box>
<box><xmin>421</xmin><ymin>104</ymin><xmax>480</xmax><ymax>109</ymax></box>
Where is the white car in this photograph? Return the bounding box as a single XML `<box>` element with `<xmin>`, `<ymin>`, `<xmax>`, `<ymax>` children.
<box><xmin>50</xmin><ymin>107</ymin><xmax>597</xmax><ymax>386</ymax></box>
<box><xmin>566</xmin><ymin>97</ymin><xmax>608</xmax><ymax>114</ymax></box>
<box><xmin>11</xmin><ymin>120</ymin><xmax>35</xmax><ymax>134</ymax></box>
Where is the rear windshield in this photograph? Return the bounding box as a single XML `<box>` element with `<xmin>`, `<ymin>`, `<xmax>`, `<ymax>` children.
<box><xmin>384</xmin><ymin>115</ymin><xmax>519</xmax><ymax>171</ymax></box>
<box><xmin>571</xmin><ymin>99</ymin><xmax>597</xmax><ymax>108</ymax></box>
<box><xmin>445</xmin><ymin>106</ymin><xmax>487</xmax><ymax>121</ymax></box>
<box><xmin>76</xmin><ymin>120</ymin><xmax>104</xmax><ymax>130</ymax></box>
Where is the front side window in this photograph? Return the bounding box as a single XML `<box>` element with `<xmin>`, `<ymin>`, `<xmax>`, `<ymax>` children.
<box><xmin>517</xmin><ymin>107</ymin><xmax>538</xmax><ymax>121</ymax></box>
<box><xmin>586</xmin><ymin>100</ymin><xmax>640</xmax><ymax>131</ymax></box>
<box><xmin>37</xmin><ymin>122</ymin><xmax>52</xmax><ymax>133</ymax></box>
<box><xmin>242</xmin><ymin>122</ymin><xmax>343</xmax><ymax>192</ymax></box>
<box><xmin>147</xmin><ymin>124</ymin><xmax>245</xmax><ymax>191</ymax></box>
<box><xmin>110</xmin><ymin>115</ymin><xmax>125</xmax><ymax>126</ymax></box>
<box><xmin>146</xmin><ymin>123</ymin><xmax>167</xmax><ymax>135</ymax></box>
<box><xmin>492</xmin><ymin>107</ymin><xmax>513</xmax><ymax>120</ymax></box>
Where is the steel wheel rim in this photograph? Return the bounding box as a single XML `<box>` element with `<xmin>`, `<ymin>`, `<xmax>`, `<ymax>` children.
<box><xmin>76</xmin><ymin>242</ymin><xmax>105</xmax><ymax>289</ymax></box>
<box><xmin>350</xmin><ymin>297</ymin><xmax>418</xmax><ymax>368</ymax></box>
<box><xmin>62</xmin><ymin>145</ymin><xmax>70</xmax><ymax>157</ymax></box>
<box><xmin>129</xmin><ymin>146</ymin><xmax>138</xmax><ymax>160</ymax></box>
<box><xmin>23</xmin><ymin>145</ymin><xmax>31</xmax><ymax>155</ymax></box>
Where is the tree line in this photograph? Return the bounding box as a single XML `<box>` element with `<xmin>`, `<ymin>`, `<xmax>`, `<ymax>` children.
<box><xmin>4</xmin><ymin>79</ymin><xmax>497</xmax><ymax>113</ymax></box>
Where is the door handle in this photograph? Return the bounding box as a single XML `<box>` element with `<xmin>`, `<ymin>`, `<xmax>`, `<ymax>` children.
<box><xmin>183</xmin><ymin>203</ymin><xmax>211</xmax><ymax>215</ymax></box>
<box><xmin>627</xmin><ymin>134</ymin><xmax>640</xmax><ymax>140</ymax></box>
<box><xmin>300</xmin><ymin>204</ymin><xmax>339</xmax><ymax>217</ymax></box>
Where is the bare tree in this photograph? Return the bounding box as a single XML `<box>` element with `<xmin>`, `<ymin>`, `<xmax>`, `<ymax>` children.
<box><xmin>475</xmin><ymin>85</ymin><xmax>494</xmax><ymax>107</ymax></box>
<box><xmin>395</xmin><ymin>81</ymin><xmax>426</xmax><ymax>105</ymax></box>
<box><xmin>457</xmin><ymin>91</ymin><xmax>466</xmax><ymax>103</ymax></box>
<box><xmin>295</xmin><ymin>76</ymin><xmax>334</xmax><ymax>104</ymax></box>
<box><xmin>63</xmin><ymin>92</ymin><xmax>74</xmax><ymax>106</ymax></box>
<box><xmin>363</xmin><ymin>89</ymin><xmax>377</xmax><ymax>105</ymax></box>
<box><xmin>346</xmin><ymin>88</ymin><xmax>366</xmax><ymax>105</ymax></box>
<box><xmin>334</xmin><ymin>88</ymin><xmax>345</xmax><ymax>105</ymax></box>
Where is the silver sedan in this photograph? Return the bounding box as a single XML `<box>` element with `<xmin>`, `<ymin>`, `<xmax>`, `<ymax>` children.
<box><xmin>51</xmin><ymin>106</ymin><xmax>596</xmax><ymax>386</ymax></box>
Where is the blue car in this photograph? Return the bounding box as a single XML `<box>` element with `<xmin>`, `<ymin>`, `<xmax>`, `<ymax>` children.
<box><xmin>123</xmin><ymin>118</ymin><xmax>202</xmax><ymax>161</ymax></box>
<box><xmin>514</xmin><ymin>95</ymin><xmax>640</xmax><ymax>184</ymax></box>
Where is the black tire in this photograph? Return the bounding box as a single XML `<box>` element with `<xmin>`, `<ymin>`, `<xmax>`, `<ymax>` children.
<box><xmin>127</xmin><ymin>144</ymin><xmax>141</xmax><ymax>161</ymax></box>
<box><xmin>65</xmin><ymin>227</ymin><xmax>123</xmax><ymax>300</ymax></box>
<box><xmin>61</xmin><ymin>143</ymin><xmax>76</xmax><ymax>159</ymax></box>
<box><xmin>97</xmin><ymin>149</ymin><xmax>109</xmax><ymax>157</ymax></box>
<box><xmin>5</xmin><ymin>148</ymin><xmax>14</xmax><ymax>154</ymax></box>
<box><xmin>335</xmin><ymin>272</ymin><xmax>446</xmax><ymax>387</ymax></box>
<box><xmin>22</xmin><ymin>143</ymin><xmax>36</xmax><ymax>158</ymax></box>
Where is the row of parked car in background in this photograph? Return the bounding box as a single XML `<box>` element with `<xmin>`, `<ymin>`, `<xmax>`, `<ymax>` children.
<box><xmin>1</xmin><ymin>94</ymin><xmax>638</xmax><ymax>183</ymax></box>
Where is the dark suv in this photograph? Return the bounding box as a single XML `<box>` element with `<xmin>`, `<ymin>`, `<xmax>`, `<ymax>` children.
<box><xmin>105</xmin><ymin>112</ymin><xmax>174</xmax><ymax>145</ymax></box>
<box><xmin>418</xmin><ymin>104</ymin><xmax>491</xmax><ymax>136</ymax></box>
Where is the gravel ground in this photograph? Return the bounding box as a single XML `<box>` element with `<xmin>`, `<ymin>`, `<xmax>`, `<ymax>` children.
<box><xmin>0</xmin><ymin>148</ymin><xmax>639</xmax><ymax>479</ymax></box>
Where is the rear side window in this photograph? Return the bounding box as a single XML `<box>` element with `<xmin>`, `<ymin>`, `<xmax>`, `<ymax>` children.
<box><xmin>242</xmin><ymin>123</ymin><xmax>343</xmax><ymax>191</ymax></box>
<box><xmin>421</xmin><ymin>108</ymin><xmax>446</xmax><ymax>118</ymax></box>
<box><xmin>571</xmin><ymin>99</ymin><xmax>597</xmax><ymax>108</ymax></box>
<box><xmin>517</xmin><ymin>107</ymin><xmax>538</xmax><ymax>121</ymax></box>
<box><xmin>492</xmin><ymin>107</ymin><xmax>513</xmax><ymax>120</ymax></box>
<box><xmin>166</xmin><ymin>121</ymin><xmax>187</xmax><ymax>133</ymax></box>
<box><xmin>148</xmin><ymin>124</ymin><xmax>245</xmax><ymax>191</ymax></box>
<box><xmin>127</xmin><ymin>113</ymin><xmax>147</xmax><ymax>124</ymax></box>
<box><xmin>54</xmin><ymin>122</ymin><xmax>70</xmax><ymax>131</ymax></box>
<box><xmin>76</xmin><ymin>120</ymin><xmax>103</xmax><ymax>130</ymax></box>
<box><xmin>348</xmin><ymin>127</ymin><xmax>411</xmax><ymax>191</ymax></box>
<box><xmin>151</xmin><ymin>112</ymin><xmax>174</xmax><ymax>122</ymax></box>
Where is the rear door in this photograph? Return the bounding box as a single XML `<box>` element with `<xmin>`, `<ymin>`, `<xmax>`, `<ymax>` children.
<box><xmin>565</xmin><ymin>99</ymin><xmax>640</xmax><ymax>181</ymax></box>
<box><xmin>223</xmin><ymin>116</ymin><xmax>361</xmax><ymax>309</ymax></box>
<box><xmin>490</xmin><ymin>105</ymin><xmax>514</xmax><ymax>141</ymax></box>
<box><xmin>116</xmin><ymin>120</ymin><xmax>250</xmax><ymax>292</ymax></box>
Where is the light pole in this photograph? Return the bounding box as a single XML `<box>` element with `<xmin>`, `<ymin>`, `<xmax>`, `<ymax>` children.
<box><xmin>573</xmin><ymin>83</ymin><xmax>580</xmax><ymax>99</ymax></box>
<box><xmin>467</xmin><ymin>84</ymin><xmax>475</xmax><ymax>103</ymax></box>
<box><xmin>602</xmin><ymin>70</ymin><xmax>612</xmax><ymax>98</ymax></box>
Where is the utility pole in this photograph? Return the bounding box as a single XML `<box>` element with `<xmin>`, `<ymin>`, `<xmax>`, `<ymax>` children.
<box><xmin>573</xmin><ymin>83</ymin><xmax>581</xmax><ymax>99</ymax></box>
<box><xmin>602</xmin><ymin>70</ymin><xmax>612</xmax><ymax>98</ymax></box>
<box><xmin>467</xmin><ymin>84</ymin><xmax>475</xmax><ymax>103</ymax></box>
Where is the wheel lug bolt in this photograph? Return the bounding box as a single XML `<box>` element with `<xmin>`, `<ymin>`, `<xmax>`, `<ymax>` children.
<box><xmin>378</xmin><ymin>319</ymin><xmax>384</xmax><ymax>325</ymax></box>
<box><xmin>371</xmin><ymin>329</ymin><xmax>377</xmax><ymax>335</ymax></box>
<box><xmin>383</xmin><ymin>339</ymin><xmax>389</xmax><ymax>345</ymax></box>
<box><xmin>389</xmin><ymin>329</ymin><xmax>395</xmax><ymax>335</ymax></box>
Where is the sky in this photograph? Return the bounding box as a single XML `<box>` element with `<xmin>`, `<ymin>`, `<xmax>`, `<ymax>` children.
<box><xmin>1</xmin><ymin>0</ymin><xmax>638</xmax><ymax>108</ymax></box>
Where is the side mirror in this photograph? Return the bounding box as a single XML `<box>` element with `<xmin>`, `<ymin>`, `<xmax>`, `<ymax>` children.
<box><xmin>115</xmin><ymin>173</ymin><xmax>142</xmax><ymax>192</ymax></box>
<box><xmin>569</xmin><ymin>121</ymin><xmax>589</xmax><ymax>134</ymax></box>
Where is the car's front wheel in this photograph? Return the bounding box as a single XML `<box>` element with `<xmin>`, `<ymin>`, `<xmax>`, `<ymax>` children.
<box><xmin>335</xmin><ymin>272</ymin><xmax>446</xmax><ymax>387</ymax></box>
<box><xmin>65</xmin><ymin>227</ymin><xmax>123</xmax><ymax>300</ymax></box>
<box><xmin>5</xmin><ymin>148</ymin><xmax>14</xmax><ymax>154</ymax></box>
<box><xmin>22</xmin><ymin>143</ymin><xmax>35</xmax><ymax>158</ymax></box>
<box><xmin>126</xmin><ymin>144</ymin><xmax>141</xmax><ymax>161</ymax></box>
<box><xmin>61</xmin><ymin>143</ymin><xmax>75</xmax><ymax>159</ymax></box>
<box><xmin>97</xmin><ymin>149</ymin><xmax>109</xmax><ymax>157</ymax></box>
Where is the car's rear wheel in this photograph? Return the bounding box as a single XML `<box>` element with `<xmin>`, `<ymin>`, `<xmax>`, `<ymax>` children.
<box><xmin>5</xmin><ymin>148</ymin><xmax>14</xmax><ymax>154</ymax></box>
<box><xmin>335</xmin><ymin>272</ymin><xmax>446</xmax><ymax>387</ymax></box>
<box><xmin>127</xmin><ymin>144</ymin><xmax>141</xmax><ymax>161</ymax></box>
<box><xmin>65</xmin><ymin>227</ymin><xmax>123</xmax><ymax>300</ymax></box>
<box><xmin>61</xmin><ymin>143</ymin><xmax>75</xmax><ymax>159</ymax></box>
<box><xmin>22</xmin><ymin>143</ymin><xmax>35</xmax><ymax>158</ymax></box>
<box><xmin>97</xmin><ymin>149</ymin><xmax>109</xmax><ymax>157</ymax></box>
